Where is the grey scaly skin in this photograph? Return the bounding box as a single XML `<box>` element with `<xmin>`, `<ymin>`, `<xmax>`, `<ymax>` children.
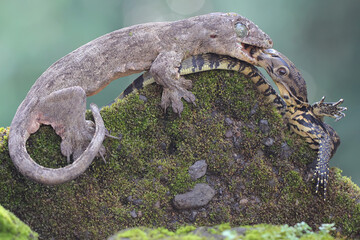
<box><xmin>9</xmin><ymin>13</ymin><xmax>273</xmax><ymax>185</ymax></box>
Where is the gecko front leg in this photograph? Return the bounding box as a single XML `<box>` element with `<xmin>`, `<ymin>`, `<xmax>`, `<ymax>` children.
<box><xmin>150</xmin><ymin>51</ymin><xmax>196</xmax><ymax>114</ymax></box>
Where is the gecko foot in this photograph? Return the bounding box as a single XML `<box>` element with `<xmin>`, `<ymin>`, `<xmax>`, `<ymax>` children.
<box><xmin>311</xmin><ymin>96</ymin><xmax>347</xmax><ymax>121</ymax></box>
<box><xmin>60</xmin><ymin>119</ymin><xmax>106</xmax><ymax>163</ymax></box>
<box><xmin>160</xmin><ymin>77</ymin><xmax>196</xmax><ymax>114</ymax></box>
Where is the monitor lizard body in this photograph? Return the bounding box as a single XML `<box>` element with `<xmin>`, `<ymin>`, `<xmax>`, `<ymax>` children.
<box><xmin>120</xmin><ymin>51</ymin><xmax>346</xmax><ymax>199</ymax></box>
<box><xmin>9</xmin><ymin>13</ymin><xmax>273</xmax><ymax>185</ymax></box>
<box><xmin>116</xmin><ymin>53</ymin><xmax>286</xmax><ymax>113</ymax></box>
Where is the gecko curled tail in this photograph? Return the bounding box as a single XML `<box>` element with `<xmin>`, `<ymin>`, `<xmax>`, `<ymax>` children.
<box><xmin>9</xmin><ymin>102</ymin><xmax>105</xmax><ymax>185</ymax></box>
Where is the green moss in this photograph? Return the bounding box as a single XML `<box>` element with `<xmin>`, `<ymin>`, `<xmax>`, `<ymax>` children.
<box><xmin>0</xmin><ymin>127</ymin><xmax>9</xmax><ymax>153</ymax></box>
<box><xmin>282</xmin><ymin>170</ymin><xmax>310</xmax><ymax>202</ymax></box>
<box><xmin>0</xmin><ymin>70</ymin><xmax>359</xmax><ymax>239</ymax></box>
<box><xmin>242</xmin><ymin>222</ymin><xmax>337</xmax><ymax>240</ymax></box>
<box><xmin>175</xmin><ymin>225</ymin><xmax>197</xmax><ymax>235</ymax></box>
<box><xmin>109</xmin><ymin>222</ymin><xmax>339</xmax><ymax>240</ymax></box>
<box><xmin>0</xmin><ymin>205</ymin><xmax>38</xmax><ymax>240</ymax></box>
<box><xmin>27</xmin><ymin>125</ymin><xmax>66</xmax><ymax>168</ymax></box>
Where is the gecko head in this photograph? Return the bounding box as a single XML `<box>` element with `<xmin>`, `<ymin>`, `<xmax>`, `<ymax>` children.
<box><xmin>257</xmin><ymin>48</ymin><xmax>309</xmax><ymax>103</ymax></box>
<box><xmin>198</xmin><ymin>13</ymin><xmax>273</xmax><ymax>64</ymax></box>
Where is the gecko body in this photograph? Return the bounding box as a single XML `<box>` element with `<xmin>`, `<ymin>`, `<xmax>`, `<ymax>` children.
<box><xmin>9</xmin><ymin>13</ymin><xmax>272</xmax><ymax>185</ymax></box>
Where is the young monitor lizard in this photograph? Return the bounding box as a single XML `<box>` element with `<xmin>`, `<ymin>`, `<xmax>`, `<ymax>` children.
<box><xmin>119</xmin><ymin>52</ymin><xmax>346</xmax><ymax>200</ymax></box>
<box><xmin>9</xmin><ymin>13</ymin><xmax>273</xmax><ymax>185</ymax></box>
<box><xmin>258</xmin><ymin>49</ymin><xmax>346</xmax><ymax>199</ymax></box>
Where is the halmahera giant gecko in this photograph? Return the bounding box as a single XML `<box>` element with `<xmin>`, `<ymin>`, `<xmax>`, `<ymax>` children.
<box><xmin>9</xmin><ymin>13</ymin><xmax>273</xmax><ymax>185</ymax></box>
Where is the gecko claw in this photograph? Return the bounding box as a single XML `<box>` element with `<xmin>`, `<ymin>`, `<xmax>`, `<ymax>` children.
<box><xmin>99</xmin><ymin>151</ymin><xmax>106</xmax><ymax>164</ymax></box>
<box><xmin>160</xmin><ymin>84</ymin><xmax>196</xmax><ymax>115</ymax></box>
<box><xmin>105</xmin><ymin>133</ymin><xmax>122</xmax><ymax>140</ymax></box>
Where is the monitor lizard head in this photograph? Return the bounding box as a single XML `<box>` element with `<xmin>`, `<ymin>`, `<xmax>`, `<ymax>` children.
<box><xmin>256</xmin><ymin>48</ymin><xmax>309</xmax><ymax>105</ymax></box>
<box><xmin>193</xmin><ymin>12</ymin><xmax>273</xmax><ymax>65</ymax></box>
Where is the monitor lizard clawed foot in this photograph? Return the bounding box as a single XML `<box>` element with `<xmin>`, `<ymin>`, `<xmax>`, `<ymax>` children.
<box><xmin>312</xmin><ymin>96</ymin><xmax>347</xmax><ymax>121</ymax></box>
<box><xmin>313</xmin><ymin>161</ymin><xmax>330</xmax><ymax>201</ymax></box>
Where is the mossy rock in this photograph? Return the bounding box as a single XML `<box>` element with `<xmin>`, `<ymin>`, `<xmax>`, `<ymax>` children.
<box><xmin>0</xmin><ymin>70</ymin><xmax>359</xmax><ymax>239</ymax></box>
<box><xmin>0</xmin><ymin>204</ymin><xmax>38</xmax><ymax>240</ymax></box>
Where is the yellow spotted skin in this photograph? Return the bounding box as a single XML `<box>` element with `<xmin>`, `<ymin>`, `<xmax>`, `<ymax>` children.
<box><xmin>118</xmin><ymin>53</ymin><xmax>342</xmax><ymax>200</ymax></box>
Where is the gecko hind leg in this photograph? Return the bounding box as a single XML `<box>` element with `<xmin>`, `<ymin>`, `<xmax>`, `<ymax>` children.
<box><xmin>35</xmin><ymin>86</ymin><xmax>106</xmax><ymax>163</ymax></box>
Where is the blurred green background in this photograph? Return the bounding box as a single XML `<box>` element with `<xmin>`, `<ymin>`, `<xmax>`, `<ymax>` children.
<box><xmin>1</xmin><ymin>0</ymin><xmax>359</xmax><ymax>185</ymax></box>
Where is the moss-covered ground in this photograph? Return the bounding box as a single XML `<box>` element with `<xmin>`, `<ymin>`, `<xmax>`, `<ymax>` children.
<box><xmin>0</xmin><ymin>70</ymin><xmax>359</xmax><ymax>239</ymax></box>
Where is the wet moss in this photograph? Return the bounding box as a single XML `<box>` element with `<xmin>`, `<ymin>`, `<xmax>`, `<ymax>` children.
<box><xmin>0</xmin><ymin>70</ymin><xmax>359</xmax><ymax>239</ymax></box>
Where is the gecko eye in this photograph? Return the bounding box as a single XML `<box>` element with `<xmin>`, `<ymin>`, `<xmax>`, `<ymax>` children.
<box><xmin>235</xmin><ymin>22</ymin><xmax>248</xmax><ymax>38</ymax></box>
<box><xmin>276</xmin><ymin>67</ymin><xmax>288</xmax><ymax>76</ymax></box>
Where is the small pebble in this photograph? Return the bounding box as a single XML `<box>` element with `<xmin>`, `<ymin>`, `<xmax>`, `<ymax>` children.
<box><xmin>225</xmin><ymin>117</ymin><xmax>233</xmax><ymax>125</ymax></box>
<box><xmin>173</xmin><ymin>183</ymin><xmax>216</xmax><ymax>209</ymax></box>
<box><xmin>268</xmin><ymin>179</ymin><xmax>277</xmax><ymax>187</ymax></box>
<box><xmin>280</xmin><ymin>142</ymin><xmax>292</xmax><ymax>159</ymax></box>
<box><xmin>259</xmin><ymin>119</ymin><xmax>270</xmax><ymax>134</ymax></box>
<box><xmin>130</xmin><ymin>210</ymin><xmax>137</xmax><ymax>218</ymax></box>
<box><xmin>262</xmin><ymin>137</ymin><xmax>274</xmax><ymax>147</ymax></box>
<box><xmin>239</xmin><ymin>198</ymin><xmax>249</xmax><ymax>205</ymax></box>
<box><xmin>250</xmin><ymin>103</ymin><xmax>259</xmax><ymax>116</ymax></box>
<box><xmin>133</xmin><ymin>199</ymin><xmax>143</xmax><ymax>206</ymax></box>
<box><xmin>189</xmin><ymin>211</ymin><xmax>198</xmax><ymax>222</ymax></box>
<box><xmin>139</xmin><ymin>95</ymin><xmax>147</xmax><ymax>102</ymax></box>
<box><xmin>154</xmin><ymin>201</ymin><xmax>161</xmax><ymax>209</ymax></box>
<box><xmin>225</xmin><ymin>130</ymin><xmax>233</xmax><ymax>138</ymax></box>
<box><xmin>159</xmin><ymin>142</ymin><xmax>167</xmax><ymax>151</ymax></box>
<box><xmin>189</xmin><ymin>160</ymin><xmax>207</xmax><ymax>181</ymax></box>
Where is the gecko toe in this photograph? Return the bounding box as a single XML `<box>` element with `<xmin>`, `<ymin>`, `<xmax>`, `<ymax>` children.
<box><xmin>182</xmin><ymin>90</ymin><xmax>196</xmax><ymax>105</ymax></box>
<box><xmin>58</xmin><ymin>118</ymin><xmax>106</xmax><ymax>164</ymax></box>
<box><xmin>179</xmin><ymin>77</ymin><xmax>193</xmax><ymax>89</ymax></box>
<box><xmin>60</xmin><ymin>140</ymin><xmax>73</xmax><ymax>164</ymax></box>
<box><xmin>171</xmin><ymin>96</ymin><xmax>184</xmax><ymax>114</ymax></box>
